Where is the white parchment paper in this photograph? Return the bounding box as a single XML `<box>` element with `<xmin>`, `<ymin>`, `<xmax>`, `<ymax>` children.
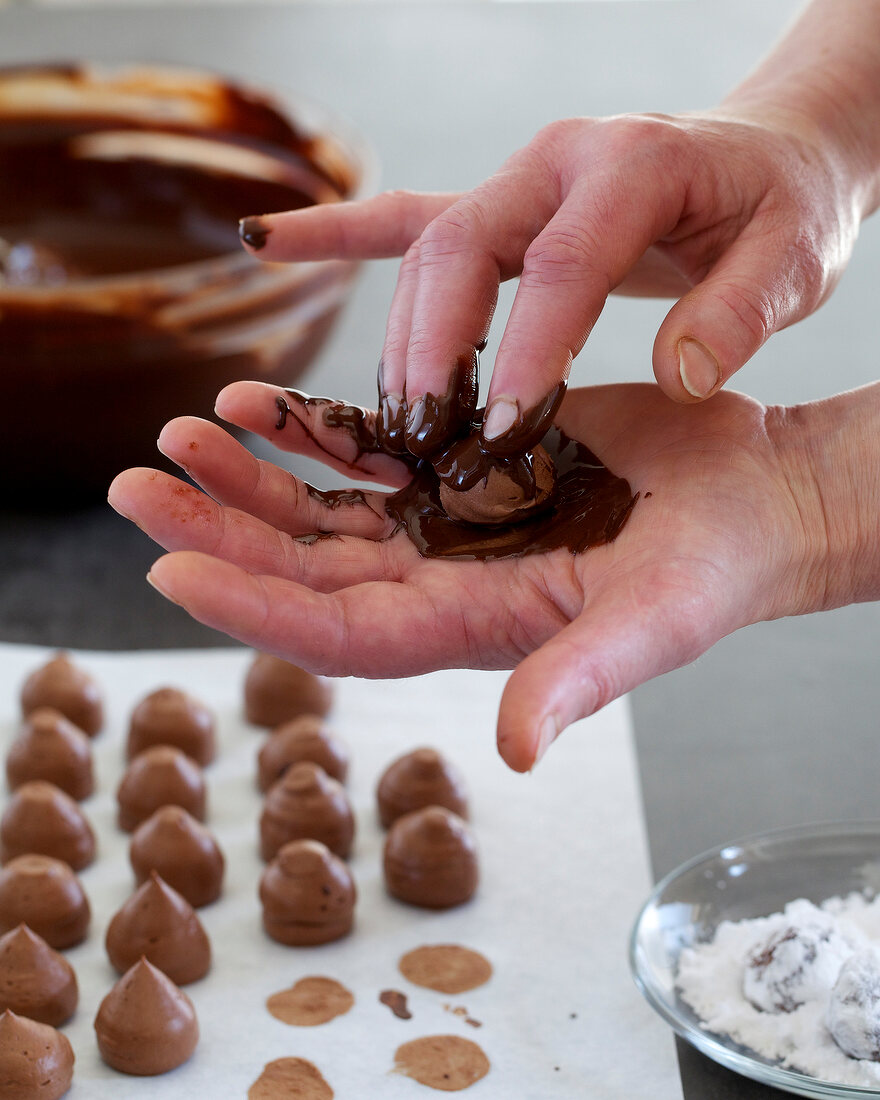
<box><xmin>0</xmin><ymin>643</ymin><xmax>680</xmax><ymax>1099</ymax></box>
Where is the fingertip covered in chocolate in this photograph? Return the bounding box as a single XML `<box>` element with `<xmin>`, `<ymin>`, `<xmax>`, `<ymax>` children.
<box><xmin>238</xmin><ymin>215</ymin><xmax>271</xmax><ymax>251</ymax></box>
<box><xmin>402</xmin><ymin>348</ymin><xmax>480</xmax><ymax>460</ymax></box>
<box><xmin>480</xmin><ymin>381</ymin><xmax>567</xmax><ymax>456</ymax></box>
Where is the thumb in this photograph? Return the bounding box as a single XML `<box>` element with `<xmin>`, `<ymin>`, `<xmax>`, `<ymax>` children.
<box><xmin>496</xmin><ymin>589</ymin><xmax>709</xmax><ymax>773</ymax></box>
<box><xmin>652</xmin><ymin>228</ymin><xmax>826</xmax><ymax>402</ymax></box>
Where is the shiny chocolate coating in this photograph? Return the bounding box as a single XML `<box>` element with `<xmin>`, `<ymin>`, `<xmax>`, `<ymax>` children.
<box><xmin>129</xmin><ymin>806</ymin><xmax>224</xmax><ymax>909</ymax></box>
<box><xmin>260</xmin><ymin>762</ymin><xmax>354</xmax><ymax>861</ymax></box>
<box><xmin>0</xmin><ymin>781</ymin><xmax>96</xmax><ymax>870</ymax></box>
<box><xmin>20</xmin><ymin>652</ymin><xmax>103</xmax><ymax>736</ymax></box>
<box><xmin>0</xmin><ymin>855</ymin><xmax>90</xmax><ymax>949</ymax></box>
<box><xmin>127</xmin><ymin>687</ymin><xmax>216</xmax><ymax>766</ymax></box>
<box><xmin>116</xmin><ymin>746</ymin><xmax>206</xmax><ymax>833</ymax></box>
<box><xmin>480</xmin><ymin>381</ymin><xmax>566</xmax><ymax>456</ymax></box>
<box><xmin>436</xmin><ymin>440</ymin><xmax>556</xmax><ymax>525</ymax></box>
<box><xmin>94</xmin><ymin>957</ymin><xmax>198</xmax><ymax>1076</ymax></box>
<box><xmin>377</xmin><ymin>748</ymin><xmax>469</xmax><ymax>829</ymax></box>
<box><xmin>244</xmin><ymin>652</ymin><xmax>333</xmax><ymax>728</ymax></box>
<box><xmin>105</xmin><ymin>872</ymin><xmax>210</xmax><ymax>985</ymax></box>
<box><xmin>6</xmin><ymin>708</ymin><xmax>93</xmax><ymax>801</ymax></box>
<box><xmin>383</xmin><ymin>806</ymin><xmax>478</xmax><ymax>910</ymax></box>
<box><xmin>0</xmin><ymin>924</ymin><xmax>78</xmax><ymax>1026</ymax></box>
<box><xmin>257</xmin><ymin>716</ymin><xmax>349</xmax><ymax>793</ymax></box>
<box><xmin>259</xmin><ymin>839</ymin><xmax>356</xmax><ymax>946</ymax></box>
<box><xmin>0</xmin><ymin>1008</ymin><xmax>74</xmax><ymax>1100</ymax></box>
<box><xmin>402</xmin><ymin>349</ymin><xmax>480</xmax><ymax>460</ymax></box>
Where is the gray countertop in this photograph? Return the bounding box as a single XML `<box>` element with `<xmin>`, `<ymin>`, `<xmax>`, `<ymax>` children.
<box><xmin>2</xmin><ymin>3</ymin><xmax>879</xmax><ymax>1097</ymax></box>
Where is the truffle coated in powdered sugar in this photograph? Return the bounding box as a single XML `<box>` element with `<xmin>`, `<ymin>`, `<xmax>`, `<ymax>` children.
<box><xmin>676</xmin><ymin>895</ymin><xmax>880</xmax><ymax>1087</ymax></box>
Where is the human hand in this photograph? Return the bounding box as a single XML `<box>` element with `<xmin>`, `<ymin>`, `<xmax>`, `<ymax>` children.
<box><xmin>108</xmin><ymin>379</ymin><xmax>833</xmax><ymax>772</ymax></box>
<box><xmin>239</xmin><ymin>109</ymin><xmax>858</xmax><ymax>457</ymax></box>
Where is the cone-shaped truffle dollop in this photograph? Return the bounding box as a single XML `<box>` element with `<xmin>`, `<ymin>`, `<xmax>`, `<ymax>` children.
<box><xmin>0</xmin><ymin>1009</ymin><xmax>74</xmax><ymax>1100</ymax></box>
<box><xmin>127</xmin><ymin>687</ymin><xmax>216</xmax><ymax>766</ymax></box>
<box><xmin>105</xmin><ymin>872</ymin><xmax>210</xmax><ymax>985</ymax></box>
<box><xmin>260</xmin><ymin>762</ymin><xmax>354</xmax><ymax>861</ymax></box>
<box><xmin>129</xmin><ymin>806</ymin><xmax>224</xmax><ymax>908</ymax></box>
<box><xmin>436</xmin><ymin>438</ymin><xmax>557</xmax><ymax>525</ymax></box>
<box><xmin>94</xmin><ymin>957</ymin><xmax>198</xmax><ymax>1076</ymax></box>
<box><xmin>116</xmin><ymin>746</ymin><xmax>206</xmax><ymax>832</ymax></box>
<box><xmin>20</xmin><ymin>652</ymin><xmax>103</xmax><ymax>736</ymax></box>
<box><xmin>377</xmin><ymin>747</ymin><xmax>469</xmax><ymax>828</ymax></box>
<box><xmin>259</xmin><ymin>839</ymin><xmax>355</xmax><ymax>945</ymax></box>
<box><xmin>257</xmin><ymin>716</ymin><xmax>349</xmax><ymax>792</ymax></box>
<box><xmin>384</xmin><ymin>806</ymin><xmax>478</xmax><ymax>909</ymax></box>
<box><xmin>244</xmin><ymin>653</ymin><xmax>332</xmax><ymax>727</ymax></box>
<box><xmin>0</xmin><ymin>924</ymin><xmax>78</xmax><ymax>1026</ymax></box>
<box><xmin>6</xmin><ymin>708</ymin><xmax>93</xmax><ymax>801</ymax></box>
<box><xmin>0</xmin><ymin>855</ymin><xmax>90</xmax><ymax>949</ymax></box>
<box><xmin>0</xmin><ymin>781</ymin><xmax>96</xmax><ymax>870</ymax></box>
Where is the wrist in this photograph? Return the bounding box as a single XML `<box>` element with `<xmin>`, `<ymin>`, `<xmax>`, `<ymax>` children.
<box><xmin>765</xmin><ymin>383</ymin><xmax>880</xmax><ymax>617</ymax></box>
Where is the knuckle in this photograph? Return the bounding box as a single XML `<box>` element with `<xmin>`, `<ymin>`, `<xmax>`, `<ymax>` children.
<box><xmin>521</xmin><ymin>225</ymin><xmax>605</xmax><ymax>291</ymax></box>
<box><xmin>418</xmin><ymin>198</ymin><xmax>487</xmax><ymax>263</ymax></box>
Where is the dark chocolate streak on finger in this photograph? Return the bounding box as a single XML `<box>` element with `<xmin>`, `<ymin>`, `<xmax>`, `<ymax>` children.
<box><xmin>305</xmin><ymin>485</ymin><xmax>388</xmax><ymax>524</ymax></box>
<box><xmin>275</xmin><ymin>391</ymin><xmax>383</xmax><ymax>476</ymax></box>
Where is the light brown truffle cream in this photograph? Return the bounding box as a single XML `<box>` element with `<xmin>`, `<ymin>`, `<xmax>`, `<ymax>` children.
<box><xmin>105</xmin><ymin>872</ymin><xmax>211</xmax><ymax>985</ymax></box>
<box><xmin>266</xmin><ymin>976</ymin><xmax>354</xmax><ymax>1026</ymax></box>
<box><xmin>127</xmin><ymin>686</ymin><xmax>216</xmax><ymax>766</ymax></box>
<box><xmin>0</xmin><ymin>924</ymin><xmax>78</xmax><ymax>1026</ymax></box>
<box><xmin>393</xmin><ymin>1034</ymin><xmax>490</xmax><ymax>1092</ymax></box>
<box><xmin>260</xmin><ymin>762</ymin><xmax>354</xmax><ymax>862</ymax></box>
<box><xmin>94</xmin><ymin>957</ymin><xmax>198</xmax><ymax>1076</ymax></box>
<box><xmin>0</xmin><ymin>1008</ymin><xmax>74</xmax><ymax>1100</ymax></box>
<box><xmin>257</xmin><ymin>716</ymin><xmax>349</xmax><ymax>792</ymax></box>
<box><xmin>259</xmin><ymin>839</ymin><xmax>356</xmax><ymax>946</ymax></box>
<box><xmin>244</xmin><ymin>652</ymin><xmax>333</xmax><ymax>728</ymax></box>
<box><xmin>398</xmin><ymin>944</ymin><xmax>493</xmax><ymax>995</ymax></box>
<box><xmin>6</xmin><ymin>708</ymin><xmax>94</xmax><ymax>801</ymax></box>
<box><xmin>0</xmin><ymin>855</ymin><xmax>90</xmax><ymax>949</ymax></box>
<box><xmin>249</xmin><ymin>1056</ymin><xmax>333</xmax><ymax>1100</ymax></box>
<box><xmin>129</xmin><ymin>805</ymin><xmax>224</xmax><ymax>908</ymax></box>
<box><xmin>116</xmin><ymin>746</ymin><xmax>206</xmax><ymax>832</ymax></box>
<box><xmin>0</xmin><ymin>781</ymin><xmax>96</xmax><ymax>870</ymax></box>
<box><xmin>377</xmin><ymin>748</ymin><xmax>469</xmax><ymax>828</ymax></box>
<box><xmin>437</xmin><ymin>441</ymin><xmax>556</xmax><ymax>526</ymax></box>
<box><xmin>20</xmin><ymin>652</ymin><xmax>103</xmax><ymax>736</ymax></box>
<box><xmin>384</xmin><ymin>807</ymin><xmax>478</xmax><ymax>910</ymax></box>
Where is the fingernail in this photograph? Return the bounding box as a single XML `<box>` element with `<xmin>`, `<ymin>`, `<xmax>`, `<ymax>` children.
<box><xmin>532</xmin><ymin>713</ymin><xmax>560</xmax><ymax>768</ymax></box>
<box><xmin>405</xmin><ymin>395</ymin><xmax>425</xmax><ymax>436</ymax></box>
<box><xmin>679</xmin><ymin>338</ymin><xmax>720</xmax><ymax>399</ymax></box>
<box><xmin>384</xmin><ymin>392</ymin><xmax>403</xmax><ymax>419</ymax></box>
<box><xmin>239</xmin><ymin>216</ymin><xmax>271</xmax><ymax>251</ymax></box>
<box><xmin>482</xmin><ymin>395</ymin><xmax>519</xmax><ymax>441</ymax></box>
<box><xmin>145</xmin><ymin>571</ymin><xmax>179</xmax><ymax>605</ymax></box>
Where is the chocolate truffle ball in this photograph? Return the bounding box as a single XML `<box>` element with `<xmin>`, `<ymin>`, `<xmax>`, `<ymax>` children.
<box><xmin>259</xmin><ymin>839</ymin><xmax>356</xmax><ymax>946</ymax></box>
<box><xmin>0</xmin><ymin>781</ymin><xmax>96</xmax><ymax>871</ymax></box>
<box><xmin>0</xmin><ymin>1009</ymin><xmax>74</xmax><ymax>1100</ymax></box>
<box><xmin>0</xmin><ymin>924</ymin><xmax>78</xmax><ymax>1026</ymax></box>
<box><xmin>828</xmin><ymin>949</ymin><xmax>880</xmax><ymax>1060</ymax></box>
<box><xmin>129</xmin><ymin>805</ymin><xmax>224</xmax><ymax>908</ymax></box>
<box><xmin>383</xmin><ymin>806</ymin><xmax>478</xmax><ymax>909</ymax></box>
<box><xmin>94</xmin><ymin>957</ymin><xmax>198</xmax><ymax>1076</ymax></box>
<box><xmin>105</xmin><ymin>872</ymin><xmax>210</xmax><ymax>985</ymax></box>
<box><xmin>6</xmin><ymin>708</ymin><xmax>93</xmax><ymax>801</ymax></box>
<box><xmin>116</xmin><ymin>746</ymin><xmax>206</xmax><ymax>833</ymax></box>
<box><xmin>257</xmin><ymin>716</ymin><xmax>349</xmax><ymax>793</ymax></box>
<box><xmin>244</xmin><ymin>652</ymin><xmax>333</xmax><ymax>728</ymax></box>
<box><xmin>127</xmin><ymin>686</ymin><xmax>216</xmax><ymax>766</ymax></box>
<box><xmin>436</xmin><ymin>439</ymin><xmax>557</xmax><ymax>526</ymax></box>
<box><xmin>377</xmin><ymin>747</ymin><xmax>469</xmax><ymax>828</ymax></box>
<box><xmin>743</xmin><ymin>914</ymin><xmax>854</xmax><ymax>1013</ymax></box>
<box><xmin>260</xmin><ymin>762</ymin><xmax>354</xmax><ymax>862</ymax></box>
<box><xmin>20</xmin><ymin>652</ymin><xmax>103</xmax><ymax>736</ymax></box>
<box><xmin>0</xmin><ymin>855</ymin><xmax>90</xmax><ymax>949</ymax></box>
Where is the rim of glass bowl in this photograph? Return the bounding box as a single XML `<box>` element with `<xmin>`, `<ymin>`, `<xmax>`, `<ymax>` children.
<box><xmin>629</xmin><ymin>819</ymin><xmax>880</xmax><ymax>1099</ymax></box>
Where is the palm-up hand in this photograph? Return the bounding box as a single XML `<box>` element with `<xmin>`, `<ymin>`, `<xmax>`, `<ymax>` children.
<box><xmin>109</xmin><ymin>379</ymin><xmax>821</xmax><ymax>772</ymax></box>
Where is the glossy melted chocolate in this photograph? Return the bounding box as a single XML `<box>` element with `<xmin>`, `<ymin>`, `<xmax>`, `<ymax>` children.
<box><xmin>275</xmin><ymin>385</ymin><xmax>635</xmax><ymax>561</ymax></box>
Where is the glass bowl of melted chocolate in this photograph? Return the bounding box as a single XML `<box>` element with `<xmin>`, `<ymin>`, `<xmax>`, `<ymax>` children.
<box><xmin>0</xmin><ymin>63</ymin><xmax>374</xmax><ymax>502</ymax></box>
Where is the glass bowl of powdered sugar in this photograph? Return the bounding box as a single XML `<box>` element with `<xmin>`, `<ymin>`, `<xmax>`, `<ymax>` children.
<box><xmin>630</xmin><ymin>820</ymin><xmax>880</xmax><ymax>1098</ymax></box>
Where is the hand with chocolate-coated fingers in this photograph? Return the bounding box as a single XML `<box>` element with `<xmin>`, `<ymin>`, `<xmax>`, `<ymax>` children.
<box><xmin>108</xmin><ymin>378</ymin><xmax>880</xmax><ymax>774</ymax></box>
<box><xmin>238</xmin><ymin>106</ymin><xmax>862</xmax><ymax>459</ymax></box>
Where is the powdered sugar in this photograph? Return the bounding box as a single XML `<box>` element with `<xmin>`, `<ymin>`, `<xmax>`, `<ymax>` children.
<box><xmin>677</xmin><ymin>895</ymin><xmax>880</xmax><ymax>1087</ymax></box>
